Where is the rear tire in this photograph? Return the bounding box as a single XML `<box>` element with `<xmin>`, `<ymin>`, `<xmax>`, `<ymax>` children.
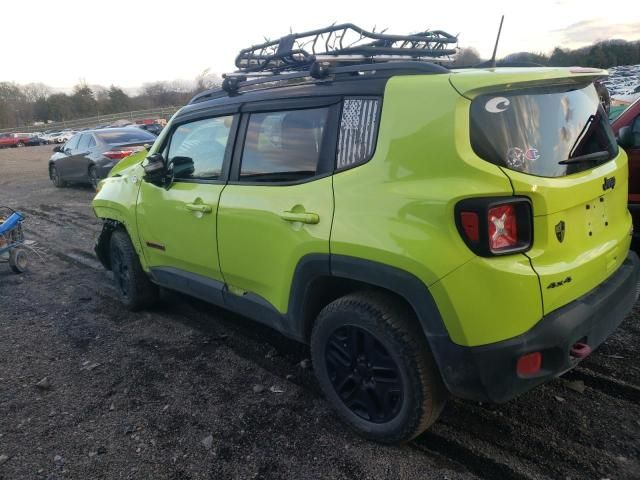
<box><xmin>109</xmin><ymin>230</ymin><xmax>158</xmax><ymax>310</ymax></box>
<box><xmin>49</xmin><ymin>165</ymin><xmax>65</xmax><ymax>188</ymax></box>
<box><xmin>311</xmin><ymin>291</ymin><xmax>446</xmax><ymax>444</ymax></box>
<box><xmin>16</xmin><ymin>142</ymin><xmax>25</xmax><ymax>148</ymax></box>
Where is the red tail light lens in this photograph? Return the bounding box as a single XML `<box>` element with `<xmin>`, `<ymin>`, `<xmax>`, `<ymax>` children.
<box><xmin>517</xmin><ymin>352</ymin><xmax>542</xmax><ymax>376</ymax></box>
<box><xmin>103</xmin><ymin>150</ymin><xmax>134</xmax><ymax>160</ymax></box>
<box><xmin>460</xmin><ymin>211</ymin><xmax>479</xmax><ymax>242</ymax></box>
<box><xmin>455</xmin><ymin>197</ymin><xmax>532</xmax><ymax>257</ymax></box>
<box><xmin>488</xmin><ymin>204</ymin><xmax>518</xmax><ymax>252</ymax></box>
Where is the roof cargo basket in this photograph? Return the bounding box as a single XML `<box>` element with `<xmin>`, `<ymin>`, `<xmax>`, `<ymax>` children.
<box><xmin>232</xmin><ymin>23</ymin><xmax>458</xmax><ymax>75</ymax></box>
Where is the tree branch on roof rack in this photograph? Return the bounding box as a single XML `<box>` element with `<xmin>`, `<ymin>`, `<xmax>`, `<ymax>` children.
<box><xmin>231</xmin><ymin>23</ymin><xmax>458</xmax><ymax>75</ymax></box>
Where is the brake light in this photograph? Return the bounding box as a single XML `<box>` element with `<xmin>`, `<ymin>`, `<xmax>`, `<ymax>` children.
<box><xmin>103</xmin><ymin>150</ymin><xmax>134</xmax><ymax>160</ymax></box>
<box><xmin>455</xmin><ymin>197</ymin><xmax>533</xmax><ymax>257</ymax></box>
<box><xmin>488</xmin><ymin>204</ymin><xmax>518</xmax><ymax>252</ymax></box>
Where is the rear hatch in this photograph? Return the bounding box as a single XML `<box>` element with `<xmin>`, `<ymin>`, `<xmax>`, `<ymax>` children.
<box><xmin>454</xmin><ymin>69</ymin><xmax>631</xmax><ymax>314</ymax></box>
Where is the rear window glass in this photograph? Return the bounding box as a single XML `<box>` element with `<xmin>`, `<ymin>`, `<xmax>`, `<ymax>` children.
<box><xmin>95</xmin><ymin>129</ymin><xmax>156</xmax><ymax>144</ymax></box>
<box><xmin>470</xmin><ymin>84</ymin><xmax>618</xmax><ymax>178</ymax></box>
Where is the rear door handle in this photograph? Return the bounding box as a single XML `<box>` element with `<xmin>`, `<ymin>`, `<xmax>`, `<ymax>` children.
<box><xmin>280</xmin><ymin>211</ymin><xmax>320</xmax><ymax>224</ymax></box>
<box><xmin>185</xmin><ymin>203</ymin><xmax>213</xmax><ymax>213</ymax></box>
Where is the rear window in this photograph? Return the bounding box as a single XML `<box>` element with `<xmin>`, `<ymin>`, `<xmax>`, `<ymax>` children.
<box><xmin>470</xmin><ymin>83</ymin><xmax>618</xmax><ymax>178</ymax></box>
<box><xmin>95</xmin><ymin>129</ymin><xmax>156</xmax><ymax>145</ymax></box>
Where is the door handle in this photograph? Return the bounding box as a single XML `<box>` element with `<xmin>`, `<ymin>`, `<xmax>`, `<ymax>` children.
<box><xmin>280</xmin><ymin>211</ymin><xmax>320</xmax><ymax>224</ymax></box>
<box><xmin>185</xmin><ymin>203</ymin><xmax>213</xmax><ymax>213</ymax></box>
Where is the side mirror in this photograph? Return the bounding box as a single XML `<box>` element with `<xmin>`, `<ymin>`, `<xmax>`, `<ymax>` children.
<box><xmin>142</xmin><ymin>153</ymin><xmax>168</xmax><ymax>187</ymax></box>
<box><xmin>618</xmin><ymin>126</ymin><xmax>639</xmax><ymax>149</ymax></box>
<box><xmin>52</xmin><ymin>145</ymin><xmax>63</xmax><ymax>153</ymax></box>
<box><xmin>171</xmin><ymin>156</ymin><xmax>195</xmax><ymax>179</ymax></box>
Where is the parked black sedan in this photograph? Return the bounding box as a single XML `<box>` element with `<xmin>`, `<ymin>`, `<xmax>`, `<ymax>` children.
<box><xmin>48</xmin><ymin>128</ymin><xmax>157</xmax><ymax>189</ymax></box>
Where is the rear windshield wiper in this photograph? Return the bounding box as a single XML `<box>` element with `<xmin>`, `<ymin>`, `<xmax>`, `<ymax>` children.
<box><xmin>558</xmin><ymin>150</ymin><xmax>611</xmax><ymax>165</ymax></box>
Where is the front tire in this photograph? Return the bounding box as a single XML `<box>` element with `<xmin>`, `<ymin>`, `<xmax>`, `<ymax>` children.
<box><xmin>311</xmin><ymin>291</ymin><xmax>446</xmax><ymax>444</ymax></box>
<box><xmin>49</xmin><ymin>164</ymin><xmax>65</xmax><ymax>188</ymax></box>
<box><xmin>109</xmin><ymin>230</ymin><xmax>158</xmax><ymax>310</ymax></box>
<box><xmin>88</xmin><ymin>165</ymin><xmax>98</xmax><ymax>190</ymax></box>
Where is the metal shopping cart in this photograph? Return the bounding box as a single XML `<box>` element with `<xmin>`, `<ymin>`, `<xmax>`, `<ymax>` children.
<box><xmin>0</xmin><ymin>206</ymin><xmax>28</xmax><ymax>273</ymax></box>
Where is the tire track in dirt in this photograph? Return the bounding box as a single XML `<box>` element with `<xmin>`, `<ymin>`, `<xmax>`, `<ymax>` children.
<box><xmin>36</xmin><ymin>240</ymin><xmax>640</xmax><ymax>480</ymax></box>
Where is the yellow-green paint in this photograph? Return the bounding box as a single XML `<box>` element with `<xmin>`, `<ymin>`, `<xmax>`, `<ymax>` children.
<box><xmin>93</xmin><ymin>67</ymin><xmax>631</xmax><ymax>349</ymax></box>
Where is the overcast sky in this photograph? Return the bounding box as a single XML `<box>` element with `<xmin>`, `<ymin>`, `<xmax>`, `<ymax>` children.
<box><xmin>3</xmin><ymin>0</ymin><xmax>639</xmax><ymax>89</ymax></box>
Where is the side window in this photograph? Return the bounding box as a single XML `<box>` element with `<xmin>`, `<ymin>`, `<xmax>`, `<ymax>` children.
<box><xmin>77</xmin><ymin>134</ymin><xmax>91</xmax><ymax>151</ymax></box>
<box><xmin>167</xmin><ymin>116</ymin><xmax>233</xmax><ymax>180</ymax></box>
<box><xmin>88</xmin><ymin>136</ymin><xmax>96</xmax><ymax>148</ymax></box>
<box><xmin>64</xmin><ymin>134</ymin><xmax>81</xmax><ymax>153</ymax></box>
<box><xmin>240</xmin><ymin>107</ymin><xmax>328</xmax><ymax>182</ymax></box>
<box><xmin>336</xmin><ymin>97</ymin><xmax>381</xmax><ymax>169</ymax></box>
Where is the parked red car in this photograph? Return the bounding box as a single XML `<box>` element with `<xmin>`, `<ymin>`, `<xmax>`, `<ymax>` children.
<box><xmin>0</xmin><ymin>133</ymin><xmax>30</xmax><ymax>148</ymax></box>
<box><xmin>612</xmin><ymin>97</ymin><xmax>640</xmax><ymax>242</ymax></box>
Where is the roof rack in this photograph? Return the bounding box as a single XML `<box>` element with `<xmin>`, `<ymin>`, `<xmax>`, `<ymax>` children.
<box><xmin>190</xmin><ymin>61</ymin><xmax>449</xmax><ymax>104</ymax></box>
<box><xmin>232</xmin><ymin>23</ymin><xmax>458</xmax><ymax>76</ymax></box>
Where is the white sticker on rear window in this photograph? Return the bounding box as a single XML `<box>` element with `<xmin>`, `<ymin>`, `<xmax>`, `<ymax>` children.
<box><xmin>485</xmin><ymin>97</ymin><xmax>510</xmax><ymax>113</ymax></box>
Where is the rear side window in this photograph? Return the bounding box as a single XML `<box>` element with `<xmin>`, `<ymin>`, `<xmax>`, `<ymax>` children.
<box><xmin>470</xmin><ymin>84</ymin><xmax>618</xmax><ymax>177</ymax></box>
<box><xmin>240</xmin><ymin>107</ymin><xmax>328</xmax><ymax>182</ymax></box>
<box><xmin>337</xmin><ymin>97</ymin><xmax>380</xmax><ymax>169</ymax></box>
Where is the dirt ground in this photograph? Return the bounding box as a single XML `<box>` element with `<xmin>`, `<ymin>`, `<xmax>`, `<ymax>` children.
<box><xmin>0</xmin><ymin>145</ymin><xmax>638</xmax><ymax>480</ymax></box>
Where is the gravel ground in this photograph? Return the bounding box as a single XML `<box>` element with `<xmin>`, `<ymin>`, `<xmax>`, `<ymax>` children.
<box><xmin>0</xmin><ymin>145</ymin><xmax>639</xmax><ymax>480</ymax></box>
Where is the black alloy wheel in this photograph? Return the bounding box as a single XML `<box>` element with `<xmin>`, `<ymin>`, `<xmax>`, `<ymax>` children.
<box><xmin>326</xmin><ymin>325</ymin><xmax>403</xmax><ymax>423</ymax></box>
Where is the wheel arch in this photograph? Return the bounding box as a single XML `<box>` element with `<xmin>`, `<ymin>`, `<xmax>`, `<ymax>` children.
<box><xmin>289</xmin><ymin>254</ymin><xmax>450</xmax><ymax>345</ymax></box>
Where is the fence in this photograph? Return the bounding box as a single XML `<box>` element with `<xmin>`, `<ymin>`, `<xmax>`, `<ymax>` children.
<box><xmin>0</xmin><ymin>107</ymin><xmax>181</xmax><ymax>134</ymax></box>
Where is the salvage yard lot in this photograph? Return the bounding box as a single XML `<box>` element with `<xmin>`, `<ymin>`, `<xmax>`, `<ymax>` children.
<box><xmin>0</xmin><ymin>145</ymin><xmax>639</xmax><ymax>479</ymax></box>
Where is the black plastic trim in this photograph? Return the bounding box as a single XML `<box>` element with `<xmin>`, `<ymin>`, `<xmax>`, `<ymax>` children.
<box><xmin>149</xmin><ymin>267</ymin><xmax>225</xmax><ymax>306</ymax></box>
<box><xmin>437</xmin><ymin>250</ymin><xmax>640</xmax><ymax>402</ymax></box>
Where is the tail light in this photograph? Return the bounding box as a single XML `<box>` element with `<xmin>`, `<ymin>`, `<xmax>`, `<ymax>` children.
<box><xmin>455</xmin><ymin>197</ymin><xmax>532</xmax><ymax>256</ymax></box>
<box><xmin>103</xmin><ymin>149</ymin><xmax>134</xmax><ymax>160</ymax></box>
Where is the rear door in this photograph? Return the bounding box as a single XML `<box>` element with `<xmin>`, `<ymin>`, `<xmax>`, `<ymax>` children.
<box><xmin>217</xmin><ymin>101</ymin><xmax>338</xmax><ymax>316</ymax></box>
<box><xmin>468</xmin><ymin>82</ymin><xmax>630</xmax><ymax>314</ymax></box>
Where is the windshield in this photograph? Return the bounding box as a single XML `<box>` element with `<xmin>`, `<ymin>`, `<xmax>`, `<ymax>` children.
<box><xmin>470</xmin><ymin>83</ymin><xmax>618</xmax><ymax>177</ymax></box>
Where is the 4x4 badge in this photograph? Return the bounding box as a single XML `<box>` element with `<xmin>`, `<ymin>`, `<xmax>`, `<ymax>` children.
<box><xmin>555</xmin><ymin>221</ymin><xmax>565</xmax><ymax>243</ymax></box>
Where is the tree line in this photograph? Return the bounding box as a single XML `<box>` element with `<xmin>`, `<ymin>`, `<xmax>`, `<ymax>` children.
<box><xmin>456</xmin><ymin>39</ymin><xmax>640</xmax><ymax>68</ymax></box>
<box><xmin>1</xmin><ymin>39</ymin><xmax>639</xmax><ymax>129</ymax></box>
<box><xmin>0</xmin><ymin>70</ymin><xmax>221</xmax><ymax>129</ymax></box>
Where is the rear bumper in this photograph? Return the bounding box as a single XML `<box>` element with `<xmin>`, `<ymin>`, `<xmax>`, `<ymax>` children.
<box><xmin>432</xmin><ymin>250</ymin><xmax>640</xmax><ymax>403</ymax></box>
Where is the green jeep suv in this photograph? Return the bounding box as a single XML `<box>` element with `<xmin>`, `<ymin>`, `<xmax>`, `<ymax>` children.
<box><xmin>92</xmin><ymin>26</ymin><xmax>639</xmax><ymax>443</ymax></box>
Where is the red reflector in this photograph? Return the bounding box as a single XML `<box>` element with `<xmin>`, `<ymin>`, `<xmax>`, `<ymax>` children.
<box><xmin>103</xmin><ymin>150</ymin><xmax>134</xmax><ymax>160</ymax></box>
<box><xmin>517</xmin><ymin>352</ymin><xmax>542</xmax><ymax>376</ymax></box>
<box><xmin>460</xmin><ymin>211</ymin><xmax>479</xmax><ymax>242</ymax></box>
<box><xmin>488</xmin><ymin>204</ymin><xmax>518</xmax><ymax>251</ymax></box>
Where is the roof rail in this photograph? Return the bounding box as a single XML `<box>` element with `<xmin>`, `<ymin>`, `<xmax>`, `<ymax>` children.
<box><xmin>232</xmin><ymin>23</ymin><xmax>458</xmax><ymax>75</ymax></box>
<box><xmin>190</xmin><ymin>61</ymin><xmax>449</xmax><ymax>104</ymax></box>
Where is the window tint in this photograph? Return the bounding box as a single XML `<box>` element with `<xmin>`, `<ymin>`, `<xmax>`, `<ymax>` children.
<box><xmin>95</xmin><ymin>129</ymin><xmax>156</xmax><ymax>144</ymax></box>
<box><xmin>77</xmin><ymin>134</ymin><xmax>92</xmax><ymax>151</ymax></box>
<box><xmin>167</xmin><ymin>116</ymin><xmax>233</xmax><ymax>180</ymax></box>
<box><xmin>64</xmin><ymin>134</ymin><xmax>81</xmax><ymax>152</ymax></box>
<box><xmin>240</xmin><ymin>107</ymin><xmax>328</xmax><ymax>182</ymax></box>
<box><xmin>337</xmin><ymin>98</ymin><xmax>380</xmax><ymax>169</ymax></box>
<box><xmin>470</xmin><ymin>84</ymin><xmax>618</xmax><ymax>177</ymax></box>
